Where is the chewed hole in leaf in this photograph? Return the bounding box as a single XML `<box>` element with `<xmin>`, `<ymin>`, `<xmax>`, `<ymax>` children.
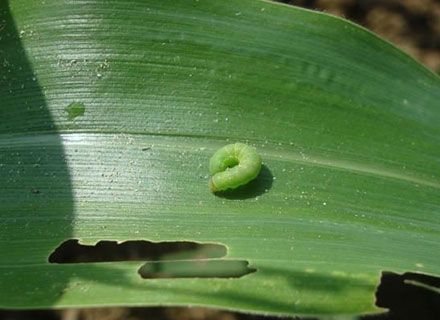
<box><xmin>48</xmin><ymin>239</ymin><xmax>227</xmax><ymax>263</ymax></box>
<box><xmin>49</xmin><ymin>239</ymin><xmax>255</xmax><ymax>279</ymax></box>
<box><xmin>373</xmin><ymin>271</ymin><xmax>440</xmax><ymax>319</ymax></box>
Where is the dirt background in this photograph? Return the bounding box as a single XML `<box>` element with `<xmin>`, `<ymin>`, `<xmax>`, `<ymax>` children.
<box><xmin>280</xmin><ymin>0</ymin><xmax>440</xmax><ymax>72</ymax></box>
<box><xmin>2</xmin><ymin>1</ymin><xmax>439</xmax><ymax>320</ymax></box>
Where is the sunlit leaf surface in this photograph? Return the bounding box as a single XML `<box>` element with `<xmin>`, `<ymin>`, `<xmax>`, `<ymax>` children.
<box><xmin>1</xmin><ymin>0</ymin><xmax>439</xmax><ymax>316</ymax></box>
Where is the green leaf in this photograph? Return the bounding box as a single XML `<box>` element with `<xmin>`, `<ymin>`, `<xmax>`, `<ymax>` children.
<box><xmin>1</xmin><ymin>0</ymin><xmax>439</xmax><ymax>316</ymax></box>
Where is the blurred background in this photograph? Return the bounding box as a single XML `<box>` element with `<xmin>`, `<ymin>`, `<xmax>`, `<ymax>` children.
<box><xmin>278</xmin><ymin>0</ymin><xmax>440</xmax><ymax>73</ymax></box>
<box><xmin>2</xmin><ymin>1</ymin><xmax>439</xmax><ymax>320</ymax></box>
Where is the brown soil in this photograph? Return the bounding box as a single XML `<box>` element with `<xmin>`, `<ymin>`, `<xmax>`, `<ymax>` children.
<box><xmin>0</xmin><ymin>307</ymin><xmax>312</xmax><ymax>320</ymax></box>
<box><xmin>279</xmin><ymin>0</ymin><xmax>440</xmax><ymax>72</ymax></box>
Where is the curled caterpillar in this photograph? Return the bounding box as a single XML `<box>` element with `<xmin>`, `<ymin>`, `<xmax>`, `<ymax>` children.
<box><xmin>209</xmin><ymin>143</ymin><xmax>262</xmax><ymax>192</ymax></box>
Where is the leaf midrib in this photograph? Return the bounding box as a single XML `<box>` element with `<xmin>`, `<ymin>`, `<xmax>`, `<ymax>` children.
<box><xmin>2</xmin><ymin>131</ymin><xmax>439</xmax><ymax>189</ymax></box>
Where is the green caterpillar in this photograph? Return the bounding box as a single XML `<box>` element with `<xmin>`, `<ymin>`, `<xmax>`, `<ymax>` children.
<box><xmin>209</xmin><ymin>143</ymin><xmax>262</xmax><ymax>192</ymax></box>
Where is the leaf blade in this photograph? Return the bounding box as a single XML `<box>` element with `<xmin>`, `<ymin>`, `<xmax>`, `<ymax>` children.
<box><xmin>1</xmin><ymin>0</ymin><xmax>439</xmax><ymax>316</ymax></box>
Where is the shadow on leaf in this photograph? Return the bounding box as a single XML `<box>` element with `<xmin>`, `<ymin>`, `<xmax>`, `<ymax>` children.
<box><xmin>213</xmin><ymin>165</ymin><xmax>274</xmax><ymax>200</ymax></box>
